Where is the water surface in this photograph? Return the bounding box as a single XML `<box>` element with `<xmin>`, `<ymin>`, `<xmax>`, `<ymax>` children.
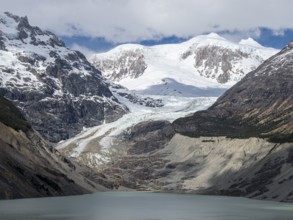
<box><xmin>0</xmin><ymin>192</ymin><xmax>293</xmax><ymax>220</ymax></box>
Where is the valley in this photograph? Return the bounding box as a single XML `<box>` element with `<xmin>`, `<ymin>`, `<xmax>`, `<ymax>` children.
<box><xmin>0</xmin><ymin>11</ymin><xmax>293</xmax><ymax>208</ymax></box>
<box><xmin>57</xmin><ymin>34</ymin><xmax>293</xmax><ymax>202</ymax></box>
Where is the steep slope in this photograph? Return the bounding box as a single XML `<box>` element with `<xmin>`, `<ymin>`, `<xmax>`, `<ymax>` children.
<box><xmin>0</xmin><ymin>96</ymin><xmax>107</xmax><ymax>199</ymax></box>
<box><xmin>0</xmin><ymin>12</ymin><xmax>127</xmax><ymax>143</ymax></box>
<box><xmin>173</xmin><ymin>42</ymin><xmax>293</xmax><ymax>142</ymax></box>
<box><xmin>96</xmin><ymin>130</ymin><xmax>293</xmax><ymax>202</ymax></box>
<box><xmin>91</xmin><ymin>33</ymin><xmax>278</xmax><ymax>96</ymax></box>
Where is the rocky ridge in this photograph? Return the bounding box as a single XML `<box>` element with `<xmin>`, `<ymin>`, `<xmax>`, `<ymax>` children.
<box><xmin>0</xmin><ymin>12</ymin><xmax>127</xmax><ymax>143</ymax></box>
<box><xmin>94</xmin><ymin>48</ymin><xmax>147</xmax><ymax>81</ymax></box>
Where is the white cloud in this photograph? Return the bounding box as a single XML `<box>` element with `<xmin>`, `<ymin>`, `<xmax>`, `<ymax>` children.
<box><xmin>71</xmin><ymin>44</ymin><xmax>95</xmax><ymax>59</ymax></box>
<box><xmin>272</xmin><ymin>29</ymin><xmax>285</xmax><ymax>36</ymax></box>
<box><xmin>220</xmin><ymin>28</ymin><xmax>262</xmax><ymax>43</ymax></box>
<box><xmin>1</xmin><ymin>0</ymin><xmax>293</xmax><ymax>43</ymax></box>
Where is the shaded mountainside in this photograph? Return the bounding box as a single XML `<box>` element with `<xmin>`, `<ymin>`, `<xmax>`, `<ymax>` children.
<box><xmin>0</xmin><ymin>12</ymin><xmax>127</xmax><ymax>143</ymax></box>
<box><xmin>0</xmin><ymin>96</ymin><xmax>108</xmax><ymax>199</ymax></box>
<box><xmin>173</xmin><ymin>44</ymin><xmax>293</xmax><ymax>142</ymax></box>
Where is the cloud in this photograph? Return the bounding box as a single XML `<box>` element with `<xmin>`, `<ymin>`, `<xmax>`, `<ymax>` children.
<box><xmin>71</xmin><ymin>44</ymin><xmax>95</xmax><ymax>59</ymax></box>
<box><xmin>219</xmin><ymin>28</ymin><xmax>262</xmax><ymax>43</ymax></box>
<box><xmin>2</xmin><ymin>0</ymin><xmax>293</xmax><ymax>43</ymax></box>
<box><xmin>272</xmin><ymin>29</ymin><xmax>285</xmax><ymax>36</ymax></box>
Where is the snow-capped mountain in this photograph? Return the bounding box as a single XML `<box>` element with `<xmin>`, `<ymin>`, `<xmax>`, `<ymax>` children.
<box><xmin>58</xmin><ymin>40</ymin><xmax>293</xmax><ymax>202</ymax></box>
<box><xmin>90</xmin><ymin>33</ymin><xmax>278</xmax><ymax>96</ymax></box>
<box><xmin>0</xmin><ymin>12</ymin><xmax>127</xmax><ymax>142</ymax></box>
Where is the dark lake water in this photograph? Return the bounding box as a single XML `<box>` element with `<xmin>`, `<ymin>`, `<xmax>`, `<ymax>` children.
<box><xmin>0</xmin><ymin>192</ymin><xmax>293</xmax><ymax>220</ymax></box>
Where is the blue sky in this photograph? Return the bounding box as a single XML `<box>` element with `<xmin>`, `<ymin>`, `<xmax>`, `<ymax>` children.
<box><xmin>61</xmin><ymin>27</ymin><xmax>293</xmax><ymax>56</ymax></box>
<box><xmin>255</xmin><ymin>28</ymin><xmax>293</xmax><ymax>48</ymax></box>
<box><xmin>62</xmin><ymin>28</ymin><xmax>293</xmax><ymax>51</ymax></box>
<box><xmin>61</xmin><ymin>35</ymin><xmax>189</xmax><ymax>53</ymax></box>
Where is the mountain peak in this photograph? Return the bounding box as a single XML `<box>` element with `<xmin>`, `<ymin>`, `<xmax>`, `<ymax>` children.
<box><xmin>0</xmin><ymin>12</ymin><xmax>128</xmax><ymax>142</ymax></box>
<box><xmin>4</xmin><ymin>11</ymin><xmax>28</xmax><ymax>23</ymax></box>
<box><xmin>1</xmin><ymin>11</ymin><xmax>29</xmax><ymax>31</ymax></box>
<box><xmin>0</xmin><ymin>11</ymin><xmax>65</xmax><ymax>48</ymax></box>
<box><xmin>206</xmin><ymin>32</ymin><xmax>226</xmax><ymax>40</ymax></box>
<box><xmin>239</xmin><ymin>38</ymin><xmax>263</xmax><ymax>48</ymax></box>
<box><xmin>187</xmin><ymin>33</ymin><xmax>227</xmax><ymax>44</ymax></box>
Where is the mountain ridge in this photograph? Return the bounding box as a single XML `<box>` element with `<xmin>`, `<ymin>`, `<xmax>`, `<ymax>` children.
<box><xmin>173</xmin><ymin>43</ymin><xmax>293</xmax><ymax>142</ymax></box>
<box><xmin>0</xmin><ymin>12</ymin><xmax>128</xmax><ymax>143</ymax></box>
<box><xmin>90</xmin><ymin>33</ymin><xmax>278</xmax><ymax>97</ymax></box>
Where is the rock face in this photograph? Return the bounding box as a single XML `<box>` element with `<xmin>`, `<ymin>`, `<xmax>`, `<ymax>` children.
<box><xmin>0</xmin><ymin>12</ymin><xmax>127</xmax><ymax>143</ymax></box>
<box><xmin>191</xmin><ymin>45</ymin><xmax>251</xmax><ymax>83</ymax></box>
<box><xmin>0</xmin><ymin>96</ymin><xmax>106</xmax><ymax>199</ymax></box>
<box><xmin>90</xmin><ymin>33</ymin><xmax>278</xmax><ymax>96</ymax></box>
<box><xmin>173</xmin><ymin>43</ymin><xmax>293</xmax><ymax>142</ymax></box>
<box><xmin>157</xmin><ymin>135</ymin><xmax>293</xmax><ymax>202</ymax></box>
<box><xmin>92</xmin><ymin>48</ymin><xmax>147</xmax><ymax>81</ymax></box>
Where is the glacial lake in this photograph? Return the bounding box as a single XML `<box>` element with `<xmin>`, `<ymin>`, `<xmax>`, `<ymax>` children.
<box><xmin>0</xmin><ymin>192</ymin><xmax>293</xmax><ymax>220</ymax></box>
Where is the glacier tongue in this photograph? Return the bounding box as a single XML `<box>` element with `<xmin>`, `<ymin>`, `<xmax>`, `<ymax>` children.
<box><xmin>56</xmin><ymin>95</ymin><xmax>217</xmax><ymax>168</ymax></box>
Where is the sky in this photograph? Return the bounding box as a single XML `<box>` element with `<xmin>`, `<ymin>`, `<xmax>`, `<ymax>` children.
<box><xmin>2</xmin><ymin>0</ymin><xmax>293</xmax><ymax>56</ymax></box>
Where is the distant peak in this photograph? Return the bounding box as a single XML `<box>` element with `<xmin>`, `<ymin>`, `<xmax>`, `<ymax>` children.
<box><xmin>239</xmin><ymin>38</ymin><xmax>263</xmax><ymax>48</ymax></box>
<box><xmin>1</xmin><ymin>11</ymin><xmax>31</xmax><ymax>31</ymax></box>
<box><xmin>206</xmin><ymin>32</ymin><xmax>225</xmax><ymax>40</ymax></box>
<box><xmin>2</xmin><ymin>12</ymin><xmax>28</xmax><ymax>24</ymax></box>
<box><xmin>186</xmin><ymin>33</ymin><xmax>227</xmax><ymax>45</ymax></box>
